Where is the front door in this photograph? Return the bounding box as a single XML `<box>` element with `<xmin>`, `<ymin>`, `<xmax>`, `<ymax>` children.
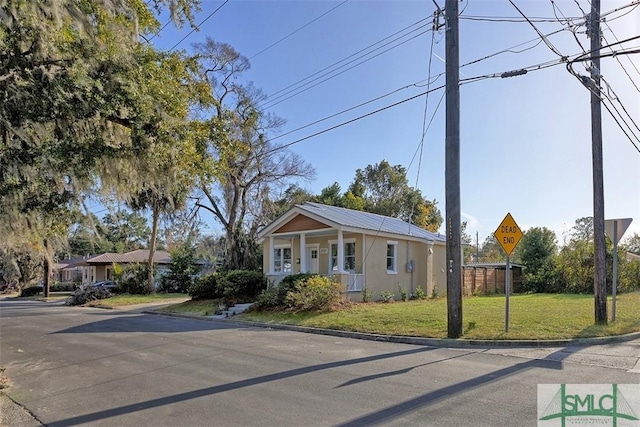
<box><xmin>306</xmin><ymin>246</ymin><xmax>319</xmax><ymax>274</ymax></box>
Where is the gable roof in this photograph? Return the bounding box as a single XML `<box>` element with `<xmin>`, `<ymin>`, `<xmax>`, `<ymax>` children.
<box><xmin>85</xmin><ymin>250</ymin><xmax>172</xmax><ymax>265</ymax></box>
<box><xmin>260</xmin><ymin>202</ymin><xmax>445</xmax><ymax>243</ymax></box>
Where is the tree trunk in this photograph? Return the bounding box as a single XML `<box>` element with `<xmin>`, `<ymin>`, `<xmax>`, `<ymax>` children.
<box><xmin>147</xmin><ymin>205</ymin><xmax>159</xmax><ymax>293</ymax></box>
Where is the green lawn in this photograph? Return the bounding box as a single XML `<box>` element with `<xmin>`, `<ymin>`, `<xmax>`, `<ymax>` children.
<box><xmin>155</xmin><ymin>299</ymin><xmax>224</xmax><ymax>316</ymax></box>
<box><xmin>238</xmin><ymin>292</ymin><xmax>640</xmax><ymax>340</ymax></box>
<box><xmin>90</xmin><ymin>293</ymin><xmax>190</xmax><ymax>308</ymax></box>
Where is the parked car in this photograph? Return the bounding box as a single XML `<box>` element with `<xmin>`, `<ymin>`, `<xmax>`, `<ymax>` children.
<box><xmin>91</xmin><ymin>280</ymin><xmax>118</xmax><ymax>291</ymax></box>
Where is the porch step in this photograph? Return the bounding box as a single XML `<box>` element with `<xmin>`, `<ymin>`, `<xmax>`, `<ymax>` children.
<box><xmin>210</xmin><ymin>302</ymin><xmax>253</xmax><ymax>319</ymax></box>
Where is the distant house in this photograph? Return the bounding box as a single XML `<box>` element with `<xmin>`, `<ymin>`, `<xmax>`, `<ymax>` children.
<box><xmin>78</xmin><ymin>249</ymin><xmax>172</xmax><ymax>285</ymax></box>
<box><xmin>257</xmin><ymin>202</ymin><xmax>447</xmax><ymax>301</ymax></box>
<box><xmin>462</xmin><ymin>262</ymin><xmax>523</xmax><ymax>295</ymax></box>
<box><xmin>53</xmin><ymin>257</ymin><xmax>86</xmax><ymax>283</ymax></box>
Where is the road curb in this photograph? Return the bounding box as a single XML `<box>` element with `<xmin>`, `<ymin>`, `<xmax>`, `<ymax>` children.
<box><xmin>143</xmin><ymin>310</ymin><xmax>640</xmax><ymax>348</ymax></box>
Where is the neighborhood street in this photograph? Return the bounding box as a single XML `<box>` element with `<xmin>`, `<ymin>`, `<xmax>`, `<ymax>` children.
<box><xmin>1</xmin><ymin>299</ymin><xmax>639</xmax><ymax>427</ymax></box>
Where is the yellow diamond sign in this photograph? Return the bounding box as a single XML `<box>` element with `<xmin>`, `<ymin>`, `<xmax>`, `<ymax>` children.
<box><xmin>494</xmin><ymin>213</ymin><xmax>523</xmax><ymax>256</ymax></box>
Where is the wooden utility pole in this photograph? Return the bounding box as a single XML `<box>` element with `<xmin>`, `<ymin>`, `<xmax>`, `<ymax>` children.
<box><xmin>445</xmin><ymin>0</ymin><xmax>462</xmax><ymax>338</ymax></box>
<box><xmin>589</xmin><ymin>0</ymin><xmax>607</xmax><ymax>325</ymax></box>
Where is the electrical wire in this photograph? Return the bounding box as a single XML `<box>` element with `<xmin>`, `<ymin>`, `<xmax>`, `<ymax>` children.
<box><xmin>260</xmin><ymin>16</ymin><xmax>431</xmax><ymax>104</ymax></box>
<box><xmin>269</xmin><ymin>77</ymin><xmax>443</xmax><ymax>142</ymax></box>
<box><xmin>168</xmin><ymin>0</ymin><xmax>230</xmax><ymax>51</ymax></box>
<box><xmin>602</xmin><ymin>24</ymin><xmax>640</xmax><ymax>93</ymax></box>
<box><xmin>260</xmin><ymin>24</ymin><xmax>433</xmax><ymax>110</ymax></box>
<box><xmin>257</xmin><ymin>55</ymin><xmax>576</xmax><ymax>161</ymax></box>
<box><xmin>249</xmin><ymin>0</ymin><xmax>349</xmax><ymax>60</ymax></box>
<box><xmin>413</xmin><ymin>29</ymin><xmax>437</xmax><ymax>190</ymax></box>
<box><xmin>567</xmin><ymin>49</ymin><xmax>640</xmax><ymax>153</ymax></box>
<box><xmin>508</xmin><ymin>0</ymin><xmax>566</xmax><ymax>58</ymax></box>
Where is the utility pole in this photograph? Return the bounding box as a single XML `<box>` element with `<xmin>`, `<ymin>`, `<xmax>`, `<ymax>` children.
<box><xmin>445</xmin><ymin>0</ymin><xmax>462</xmax><ymax>338</ymax></box>
<box><xmin>589</xmin><ymin>0</ymin><xmax>607</xmax><ymax>325</ymax></box>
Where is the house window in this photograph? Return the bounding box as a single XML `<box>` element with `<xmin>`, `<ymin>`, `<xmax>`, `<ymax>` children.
<box><xmin>274</xmin><ymin>247</ymin><xmax>292</xmax><ymax>273</ymax></box>
<box><xmin>387</xmin><ymin>241</ymin><xmax>398</xmax><ymax>273</ymax></box>
<box><xmin>330</xmin><ymin>239</ymin><xmax>356</xmax><ymax>273</ymax></box>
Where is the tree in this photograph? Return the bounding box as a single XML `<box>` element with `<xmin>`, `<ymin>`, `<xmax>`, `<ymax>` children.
<box><xmin>194</xmin><ymin>39</ymin><xmax>315</xmax><ymax>271</ymax></box>
<box><xmin>516</xmin><ymin>227</ymin><xmax>559</xmax><ymax>293</ymax></box>
<box><xmin>479</xmin><ymin>235</ymin><xmax>504</xmax><ymax>263</ymax></box>
<box><xmin>347</xmin><ymin>160</ymin><xmax>442</xmax><ymax>231</ymax></box>
<box><xmin>1</xmin><ymin>0</ymin><xmax>201</xmax><ymax>294</ymax></box>
<box><xmin>159</xmin><ymin>243</ymin><xmax>201</xmax><ymax>293</ymax></box>
<box><xmin>623</xmin><ymin>233</ymin><xmax>640</xmax><ymax>255</ymax></box>
<box><xmin>102</xmin><ymin>210</ymin><xmax>151</xmax><ymax>252</ymax></box>
<box><xmin>65</xmin><ymin>213</ymin><xmax>113</xmax><ymax>257</ymax></box>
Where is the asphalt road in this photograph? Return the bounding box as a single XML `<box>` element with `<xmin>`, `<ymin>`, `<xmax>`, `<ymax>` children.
<box><xmin>0</xmin><ymin>299</ymin><xmax>638</xmax><ymax>427</ymax></box>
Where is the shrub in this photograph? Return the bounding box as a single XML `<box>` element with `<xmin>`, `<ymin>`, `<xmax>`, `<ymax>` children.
<box><xmin>398</xmin><ymin>284</ymin><xmax>408</xmax><ymax>301</ymax></box>
<box><xmin>159</xmin><ymin>244</ymin><xmax>201</xmax><ymax>293</ymax></box>
<box><xmin>117</xmin><ymin>263</ymin><xmax>153</xmax><ymax>295</ymax></box>
<box><xmin>380</xmin><ymin>290</ymin><xmax>395</xmax><ymax>303</ymax></box>
<box><xmin>361</xmin><ymin>286</ymin><xmax>372</xmax><ymax>303</ymax></box>
<box><xmin>65</xmin><ymin>286</ymin><xmax>112</xmax><ymax>306</ymax></box>
<box><xmin>189</xmin><ymin>273</ymin><xmax>223</xmax><ymax>301</ymax></box>
<box><xmin>219</xmin><ymin>270</ymin><xmax>267</xmax><ymax>301</ymax></box>
<box><xmin>251</xmin><ymin>287</ymin><xmax>281</xmax><ymax>311</ymax></box>
<box><xmin>51</xmin><ymin>282</ymin><xmax>78</xmax><ymax>292</ymax></box>
<box><xmin>20</xmin><ymin>286</ymin><xmax>42</xmax><ymax>297</ymax></box>
<box><xmin>412</xmin><ymin>286</ymin><xmax>426</xmax><ymax>300</ymax></box>
<box><xmin>285</xmin><ymin>276</ymin><xmax>342</xmax><ymax>311</ymax></box>
<box><xmin>251</xmin><ymin>274</ymin><xmax>322</xmax><ymax>311</ymax></box>
<box><xmin>431</xmin><ymin>283</ymin><xmax>439</xmax><ymax>299</ymax></box>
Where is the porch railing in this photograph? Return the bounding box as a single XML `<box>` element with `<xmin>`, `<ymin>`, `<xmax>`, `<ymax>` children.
<box><xmin>346</xmin><ymin>273</ymin><xmax>364</xmax><ymax>292</ymax></box>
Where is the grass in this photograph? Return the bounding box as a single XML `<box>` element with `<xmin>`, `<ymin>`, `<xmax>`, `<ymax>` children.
<box><xmin>156</xmin><ymin>299</ymin><xmax>225</xmax><ymax>316</ymax></box>
<box><xmin>237</xmin><ymin>292</ymin><xmax>640</xmax><ymax>340</ymax></box>
<box><xmin>89</xmin><ymin>293</ymin><xmax>190</xmax><ymax>308</ymax></box>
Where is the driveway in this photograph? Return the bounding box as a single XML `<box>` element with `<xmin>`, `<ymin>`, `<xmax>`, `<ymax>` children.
<box><xmin>1</xmin><ymin>299</ymin><xmax>638</xmax><ymax>426</ymax></box>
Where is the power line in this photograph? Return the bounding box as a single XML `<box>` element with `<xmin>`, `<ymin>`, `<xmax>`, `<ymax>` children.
<box><xmin>262</xmin><ymin>15</ymin><xmax>431</xmax><ymax>103</ymax></box>
<box><xmin>249</xmin><ymin>0</ymin><xmax>349</xmax><ymax>60</ymax></box>
<box><xmin>260</xmin><ymin>22</ymin><xmax>433</xmax><ymax>110</ymax></box>
<box><xmin>269</xmin><ymin>77</ymin><xmax>442</xmax><ymax>142</ymax></box>
<box><xmin>566</xmin><ymin>47</ymin><xmax>640</xmax><ymax>153</ymax></box>
<box><xmin>168</xmin><ymin>0</ymin><xmax>230</xmax><ymax>51</ymax></box>
<box><xmin>414</xmin><ymin>29</ymin><xmax>437</xmax><ymax>189</ymax></box>
<box><xmin>508</xmin><ymin>0</ymin><xmax>566</xmax><ymax>58</ymax></box>
<box><xmin>258</xmin><ymin>55</ymin><xmax>573</xmax><ymax>160</ymax></box>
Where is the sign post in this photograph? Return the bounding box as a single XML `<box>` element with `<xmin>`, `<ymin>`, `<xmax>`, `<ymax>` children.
<box><xmin>604</xmin><ymin>218</ymin><xmax>633</xmax><ymax>322</ymax></box>
<box><xmin>494</xmin><ymin>213</ymin><xmax>523</xmax><ymax>333</ymax></box>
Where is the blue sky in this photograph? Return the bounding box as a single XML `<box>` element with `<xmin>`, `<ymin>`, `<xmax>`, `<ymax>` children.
<box><xmin>150</xmin><ymin>0</ymin><xmax>640</xmax><ymax>245</ymax></box>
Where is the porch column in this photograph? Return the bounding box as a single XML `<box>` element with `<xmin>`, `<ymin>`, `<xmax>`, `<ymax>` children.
<box><xmin>337</xmin><ymin>229</ymin><xmax>344</xmax><ymax>272</ymax></box>
<box><xmin>269</xmin><ymin>236</ymin><xmax>275</xmax><ymax>274</ymax></box>
<box><xmin>299</xmin><ymin>233</ymin><xmax>307</xmax><ymax>273</ymax></box>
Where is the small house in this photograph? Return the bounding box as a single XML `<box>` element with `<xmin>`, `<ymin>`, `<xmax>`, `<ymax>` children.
<box><xmin>258</xmin><ymin>202</ymin><xmax>447</xmax><ymax>301</ymax></box>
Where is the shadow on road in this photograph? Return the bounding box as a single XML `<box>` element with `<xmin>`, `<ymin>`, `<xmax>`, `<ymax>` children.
<box><xmin>45</xmin><ymin>346</ymin><xmax>439</xmax><ymax>427</ymax></box>
<box><xmin>51</xmin><ymin>314</ymin><xmax>239</xmax><ymax>334</ymax></box>
<box><xmin>45</xmin><ymin>345</ymin><xmax>575</xmax><ymax>427</ymax></box>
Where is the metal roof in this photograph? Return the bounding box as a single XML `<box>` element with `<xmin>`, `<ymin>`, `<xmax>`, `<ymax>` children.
<box><xmin>85</xmin><ymin>250</ymin><xmax>172</xmax><ymax>265</ymax></box>
<box><xmin>296</xmin><ymin>202</ymin><xmax>446</xmax><ymax>242</ymax></box>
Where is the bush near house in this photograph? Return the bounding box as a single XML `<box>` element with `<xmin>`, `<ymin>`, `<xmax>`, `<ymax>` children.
<box><xmin>252</xmin><ymin>274</ymin><xmax>342</xmax><ymax>312</ymax></box>
<box><xmin>220</xmin><ymin>270</ymin><xmax>267</xmax><ymax>301</ymax></box>
<box><xmin>188</xmin><ymin>273</ymin><xmax>223</xmax><ymax>301</ymax></box>
<box><xmin>116</xmin><ymin>263</ymin><xmax>154</xmax><ymax>295</ymax></box>
<box><xmin>51</xmin><ymin>282</ymin><xmax>79</xmax><ymax>292</ymax></box>
<box><xmin>188</xmin><ymin>270</ymin><xmax>268</xmax><ymax>303</ymax></box>
<box><xmin>285</xmin><ymin>276</ymin><xmax>342</xmax><ymax>312</ymax></box>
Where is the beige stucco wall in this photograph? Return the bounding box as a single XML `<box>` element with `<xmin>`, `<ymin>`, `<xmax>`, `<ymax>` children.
<box><xmin>263</xmin><ymin>233</ymin><xmax>448</xmax><ymax>301</ymax></box>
